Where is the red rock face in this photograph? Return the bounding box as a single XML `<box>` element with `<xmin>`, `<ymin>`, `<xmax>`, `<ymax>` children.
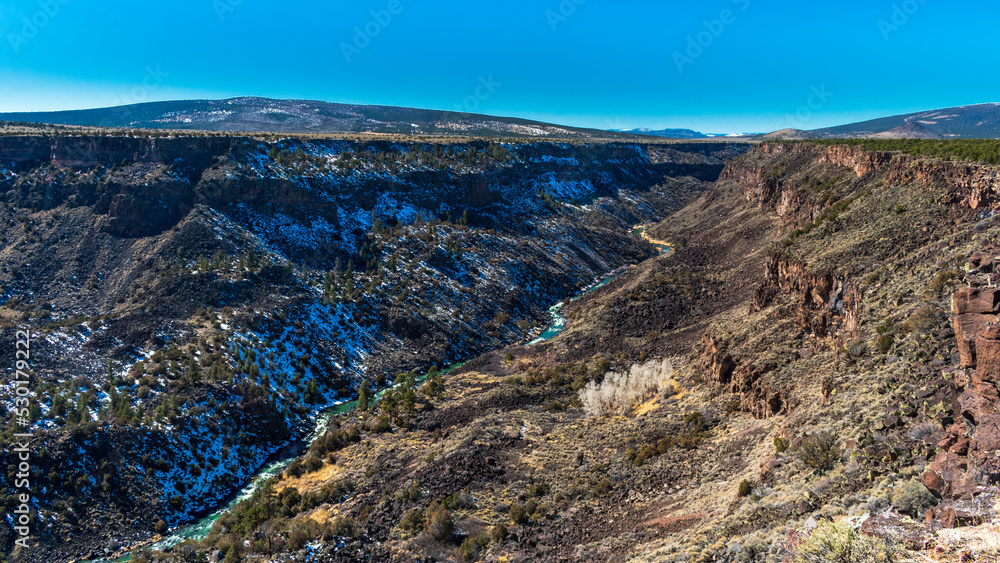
<box><xmin>699</xmin><ymin>331</ymin><xmax>786</xmax><ymax>419</ymax></box>
<box><xmin>699</xmin><ymin>331</ymin><xmax>734</xmax><ymax>385</ymax></box>
<box><xmin>953</xmin><ymin>288</ymin><xmax>1000</xmax><ymax>314</ymax></box>
<box><xmin>970</xmin><ymin>414</ymin><xmax>1000</xmax><ymax>480</ymax></box>
<box><xmin>929</xmin><ymin>255</ymin><xmax>1000</xmax><ymax>510</ymax></box>
<box><xmin>951</xmin><ymin>287</ymin><xmax>1000</xmax><ymax>368</ymax></box>
<box><xmin>955</xmin><ymin>314</ymin><xmax>995</xmax><ymax>367</ymax></box>
<box><xmin>922</xmin><ymin>470</ymin><xmax>945</xmax><ymax>496</ymax></box>
<box><xmin>975</xmin><ymin>326</ymin><xmax>1000</xmax><ymax>388</ymax></box>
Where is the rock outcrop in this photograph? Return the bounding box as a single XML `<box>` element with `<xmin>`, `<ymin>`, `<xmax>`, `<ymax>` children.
<box><xmin>923</xmin><ymin>251</ymin><xmax>1000</xmax><ymax>507</ymax></box>
<box><xmin>725</xmin><ymin>142</ymin><xmax>1000</xmax><ymax>214</ymax></box>
<box><xmin>700</xmin><ymin>331</ymin><xmax>785</xmax><ymax>418</ymax></box>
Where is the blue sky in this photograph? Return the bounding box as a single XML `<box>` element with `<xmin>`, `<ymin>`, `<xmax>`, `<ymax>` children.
<box><xmin>0</xmin><ymin>0</ymin><xmax>996</xmax><ymax>133</ymax></box>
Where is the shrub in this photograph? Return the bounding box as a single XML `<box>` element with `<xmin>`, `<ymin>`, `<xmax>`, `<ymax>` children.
<box><xmin>459</xmin><ymin>537</ymin><xmax>480</xmax><ymax>561</ymax></box>
<box><xmin>287</xmin><ymin>528</ymin><xmax>309</xmax><ymax>551</ymax></box>
<box><xmin>891</xmin><ymin>479</ymin><xmax>937</xmax><ymax>518</ymax></box>
<box><xmin>223</xmin><ymin>545</ymin><xmax>243</xmax><ymax>563</ymax></box>
<box><xmin>399</xmin><ymin>508</ymin><xmax>425</xmax><ymax>533</ymax></box>
<box><xmin>794</xmin><ymin>432</ymin><xmax>842</xmax><ymax>472</ymax></box>
<box><xmin>509</xmin><ymin>504</ymin><xmax>529</xmax><ymax>525</ymax></box>
<box><xmin>442</xmin><ymin>488</ymin><xmax>474</xmax><ymax>510</ymax></box>
<box><xmin>528</xmin><ymin>483</ymin><xmax>549</xmax><ymax>498</ymax></box>
<box><xmin>738</xmin><ymin>479</ymin><xmax>753</xmax><ymax>498</ymax></box>
<box><xmin>579</xmin><ymin>358</ymin><xmax>683</xmax><ymax>417</ymax></box>
<box><xmin>394</xmin><ymin>481</ymin><xmax>421</xmax><ymax>504</ymax></box>
<box><xmin>684</xmin><ymin>411</ymin><xmax>707</xmax><ymax>432</ymax></box>
<box><xmin>490</xmin><ymin>523</ymin><xmax>508</xmax><ymax>543</ymax></box>
<box><xmin>845</xmin><ymin>341</ymin><xmax>867</xmax><ymax>360</ymax></box>
<box><xmin>875</xmin><ymin>333</ymin><xmax>895</xmax><ymax>354</ymax></box>
<box><xmin>154</xmin><ymin>519</ymin><xmax>168</xmax><ymax>535</ymax></box>
<box><xmin>327</xmin><ymin>516</ymin><xmax>356</xmax><ymax>538</ymax></box>
<box><xmin>424</xmin><ymin>502</ymin><xmax>454</xmax><ymax>540</ymax></box>
<box><xmin>372</xmin><ymin>415</ymin><xmax>391</xmax><ymax>433</ymax></box>
<box><xmin>898</xmin><ymin>305</ymin><xmax>941</xmax><ymax>335</ymax></box>
<box><xmin>774</xmin><ymin>436</ymin><xmax>789</xmax><ymax>453</ymax></box>
<box><xmin>795</xmin><ymin>520</ymin><xmax>894</xmax><ymax>563</ymax></box>
<box><xmin>928</xmin><ymin>270</ymin><xmax>960</xmax><ymax>295</ymax></box>
<box><xmin>724</xmin><ymin>400</ymin><xmax>742</xmax><ymax>415</ymax></box>
<box><xmin>459</xmin><ymin>535</ymin><xmax>491</xmax><ymax>562</ymax></box>
<box><xmin>592</xmin><ymin>478</ymin><xmax>614</xmax><ymax>496</ymax></box>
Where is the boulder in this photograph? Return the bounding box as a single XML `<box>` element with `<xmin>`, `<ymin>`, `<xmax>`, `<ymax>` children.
<box><xmin>939</xmin><ymin>504</ymin><xmax>990</xmax><ymax>528</ymax></box>
<box><xmin>929</xmin><ymin>451</ymin><xmax>969</xmax><ymax>497</ymax></box>
<box><xmin>952</xmin><ymin>287</ymin><xmax>1000</xmax><ymax>314</ymax></box>
<box><xmin>933</xmin><ymin>489</ymin><xmax>998</xmax><ymax>528</ymax></box>
<box><xmin>921</xmin><ymin>470</ymin><xmax>945</xmax><ymax>497</ymax></box>
<box><xmin>953</xmin><ymin>313</ymin><xmax>997</xmax><ymax>367</ymax></box>
<box><xmin>970</xmin><ymin>252</ymin><xmax>997</xmax><ymax>274</ymax></box>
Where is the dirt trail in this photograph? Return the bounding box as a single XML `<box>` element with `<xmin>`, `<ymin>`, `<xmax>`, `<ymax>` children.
<box><xmin>633</xmin><ymin>224</ymin><xmax>673</xmax><ymax>251</ymax></box>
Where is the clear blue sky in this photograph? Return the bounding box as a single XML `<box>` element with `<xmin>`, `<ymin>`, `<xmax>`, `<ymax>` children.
<box><xmin>0</xmin><ymin>0</ymin><xmax>996</xmax><ymax>133</ymax></box>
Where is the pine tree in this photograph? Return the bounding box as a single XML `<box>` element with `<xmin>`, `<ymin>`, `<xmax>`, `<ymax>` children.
<box><xmin>342</xmin><ymin>261</ymin><xmax>355</xmax><ymax>300</ymax></box>
<box><xmin>357</xmin><ymin>380</ymin><xmax>372</xmax><ymax>411</ymax></box>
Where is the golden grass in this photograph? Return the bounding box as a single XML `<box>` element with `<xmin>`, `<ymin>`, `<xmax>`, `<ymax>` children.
<box><xmin>278</xmin><ymin>462</ymin><xmax>347</xmax><ymax>496</ymax></box>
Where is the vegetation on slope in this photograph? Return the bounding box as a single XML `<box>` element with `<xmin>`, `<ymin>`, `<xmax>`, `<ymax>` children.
<box><xmin>799</xmin><ymin>138</ymin><xmax>1000</xmax><ymax>164</ymax></box>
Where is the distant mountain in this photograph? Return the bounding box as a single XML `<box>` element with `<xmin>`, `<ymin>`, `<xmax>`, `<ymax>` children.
<box><xmin>613</xmin><ymin>128</ymin><xmax>708</xmax><ymax>139</ymax></box>
<box><xmin>0</xmin><ymin>97</ymin><xmax>644</xmax><ymax>140</ymax></box>
<box><xmin>757</xmin><ymin>128</ymin><xmax>817</xmax><ymax>141</ymax></box>
<box><xmin>763</xmin><ymin>103</ymin><xmax>1000</xmax><ymax>140</ymax></box>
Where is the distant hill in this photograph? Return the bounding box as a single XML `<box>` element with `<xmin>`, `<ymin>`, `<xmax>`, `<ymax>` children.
<box><xmin>0</xmin><ymin>97</ymin><xmax>645</xmax><ymax>140</ymax></box>
<box><xmin>613</xmin><ymin>128</ymin><xmax>708</xmax><ymax>139</ymax></box>
<box><xmin>763</xmin><ymin>103</ymin><xmax>1000</xmax><ymax>140</ymax></box>
<box><xmin>757</xmin><ymin>128</ymin><xmax>817</xmax><ymax>141</ymax></box>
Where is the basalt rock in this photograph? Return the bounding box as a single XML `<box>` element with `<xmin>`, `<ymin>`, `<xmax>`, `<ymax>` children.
<box><xmin>699</xmin><ymin>331</ymin><xmax>735</xmax><ymax>385</ymax></box>
<box><xmin>752</xmin><ymin>254</ymin><xmax>859</xmax><ymax>336</ymax></box>
<box><xmin>952</xmin><ymin>287</ymin><xmax>1000</xmax><ymax>315</ymax></box>
<box><xmin>953</xmin><ymin>314</ymin><xmax>995</xmax><ymax>368</ymax></box>
<box><xmin>970</xmin><ymin>414</ymin><xmax>1000</xmax><ymax>482</ymax></box>
<box><xmin>974</xmin><ymin>325</ymin><xmax>1000</xmax><ymax>389</ymax></box>
<box><xmin>958</xmin><ymin>389</ymin><xmax>997</xmax><ymax>425</ymax></box>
